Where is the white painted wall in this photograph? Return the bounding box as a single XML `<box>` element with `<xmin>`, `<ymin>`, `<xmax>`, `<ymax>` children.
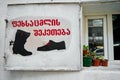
<box><xmin>0</xmin><ymin>0</ymin><xmax>120</xmax><ymax>80</ymax></box>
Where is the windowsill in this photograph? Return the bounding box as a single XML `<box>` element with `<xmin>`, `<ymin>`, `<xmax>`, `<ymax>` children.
<box><xmin>82</xmin><ymin>60</ymin><xmax>120</xmax><ymax>72</ymax></box>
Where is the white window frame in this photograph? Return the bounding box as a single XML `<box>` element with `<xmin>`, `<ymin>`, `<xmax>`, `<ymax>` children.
<box><xmin>85</xmin><ymin>16</ymin><xmax>108</xmax><ymax>59</ymax></box>
<box><xmin>107</xmin><ymin>14</ymin><xmax>114</xmax><ymax>60</ymax></box>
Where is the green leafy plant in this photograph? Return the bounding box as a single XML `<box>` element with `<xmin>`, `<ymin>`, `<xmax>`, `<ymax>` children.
<box><xmin>98</xmin><ymin>55</ymin><xmax>104</xmax><ymax>60</ymax></box>
<box><xmin>93</xmin><ymin>55</ymin><xmax>104</xmax><ymax>60</ymax></box>
<box><xmin>83</xmin><ymin>45</ymin><xmax>88</xmax><ymax>50</ymax></box>
<box><xmin>83</xmin><ymin>45</ymin><xmax>89</xmax><ymax>56</ymax></box>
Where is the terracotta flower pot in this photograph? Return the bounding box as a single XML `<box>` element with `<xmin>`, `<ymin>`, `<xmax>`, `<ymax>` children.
<box><xmin>92</xmin><ymin>59</ymin><xmax>101</xmax><ymax>66</ymax></box>
<box><xmin>101</xmin><ymin>59</ymin><xmax>108</xmax><ymax>66</ymax></box>
<box><xmin>83</xmin><ymin>50</ymin><xmax>88</xmax><ymax>56</ymax></box>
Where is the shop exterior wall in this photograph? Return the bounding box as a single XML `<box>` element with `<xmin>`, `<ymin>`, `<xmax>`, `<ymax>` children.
<box><xmin>0</xmin><ymin>0</ymin><xmax>120</xmax><ymax>80</ymax></box>
<box><xmin>7</xmin><ymin>0</ymin><xmax>119</xmax><ymax>4</ymax></box>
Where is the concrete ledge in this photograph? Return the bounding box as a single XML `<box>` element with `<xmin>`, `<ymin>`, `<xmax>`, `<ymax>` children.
<box><xmin>82</xmin><ymin>61</ymin><xmax>120</xmax><ymax>73</ymax></box>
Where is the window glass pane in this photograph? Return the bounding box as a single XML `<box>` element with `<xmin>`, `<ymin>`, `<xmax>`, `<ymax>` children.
<box><xmin>112</xmin><ymin>14</ymin><xmax>120</xmax><ymax>60</ymax></box>
<box><xmin>88</xmin><ymin>19</ymin><xmax>104</xmax><ymax>56</ymax></box>
<box><xmin>88</xmin><ymin>19</ymin><xmax>103</xmax><ymax>27</ymax></box>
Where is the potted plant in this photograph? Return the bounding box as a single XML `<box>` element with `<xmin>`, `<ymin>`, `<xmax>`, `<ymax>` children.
<box><xmin>83</xmin><ymin>45</ymin><xmax>88</xmax><ymax>56</ymax></box>
<box><xmin>83</xmin><ymin>51</ymin><xmax>92</xmax><ymax>67</ymax></box>
<box><xmin>98</xmin><ymin>56</ymin><xmax>108</xmax><ymax>66</ymax></box>
<box><xmin>92</xmin><ymin>55</ymin><xmax>101</xmax><ymax>66</ymax></box>
<box><xmin>99</xmin><ymin>56</ymin><xmax>108</xmax><ymax>67</ymax></box>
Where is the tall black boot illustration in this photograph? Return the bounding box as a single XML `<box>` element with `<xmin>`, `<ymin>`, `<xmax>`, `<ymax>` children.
<box><xmin>37</xmin><ymin>40</ymin><xmax>66</xmax><ymax>51</ymax></box>
<box><xmin>13</xmin><ymin>29</ymin><xmax>32</xmax><ymax>56</ymax></box>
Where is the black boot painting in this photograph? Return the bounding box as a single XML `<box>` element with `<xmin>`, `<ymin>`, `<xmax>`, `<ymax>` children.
<box><xmin>13</xmin><ymin>29</ymin><xmax>32</xmax><ymax>56</ymax></box>
<box><xmin>37</xmin><ymin>40</ymin><xmax>66</xmax><ymax>51</ymax></box>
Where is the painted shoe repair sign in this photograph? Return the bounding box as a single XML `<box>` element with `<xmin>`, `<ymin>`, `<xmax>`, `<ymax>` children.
<box><xmin>8</xmin><ymin>17</ymin><xmax>71</xmax><ymax>55</ymax></box>
<box><xmin>5</xmin><ymin>4</ymin><xmax>81</xmax><ymax>71</ymax></box>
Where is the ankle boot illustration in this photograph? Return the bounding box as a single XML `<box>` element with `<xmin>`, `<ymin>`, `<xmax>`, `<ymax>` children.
<box><xmin>37</xmin><ymin>40</ymin><xmax>66</xmax><ymax>51</ymax></box>
<box><xmin>13</xmin><ymin>29</ymin><xmax>32</xmax><ymax>56</ymax></box>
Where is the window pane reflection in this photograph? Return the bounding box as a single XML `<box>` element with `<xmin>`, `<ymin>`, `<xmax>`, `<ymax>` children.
<box><xmin>88</xmin><ymin>19</ymin><xmax>104</xmax><ymax>56</ymax></box>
